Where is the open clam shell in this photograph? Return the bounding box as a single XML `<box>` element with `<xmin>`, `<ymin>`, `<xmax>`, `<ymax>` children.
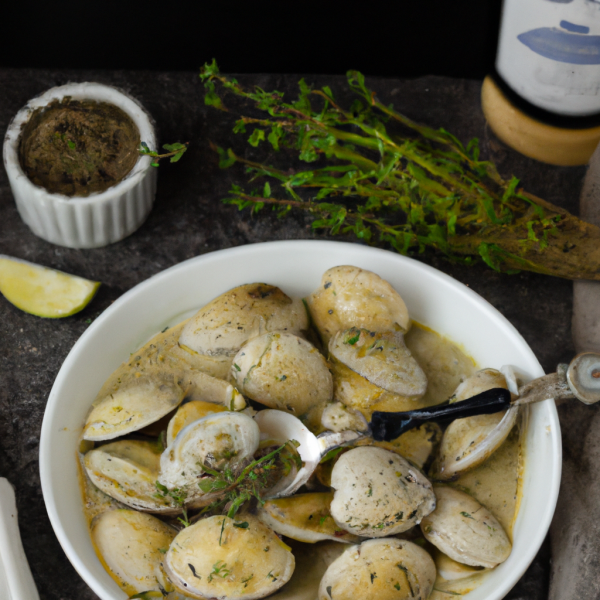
<box><xmin>82</xmin><ymin>369</ymin><xmax>188</xmax><ymax>442</ymax></box>
<box><xmin>433</xmin><ymin>367</ymin><xmax>519</xmax><ymax>481</ymax></box>
<box><xmin>164</xmin><ymin>515</ymin><xmax>295</xmax><ymax>600</ymax></box>
<box><xmin>159</xmin><ymin>411</ymin><xmax>260</xmax><ymax>492</ymax></box>
<box><xmin>91</xmin><ymin>509</ymin><xmax>177</xmax><ymax>596</ymax></box>
<box><xmin>84</xmin><ymin>440</ymin><xmax>181</xmax><ymax>514</ymax></box>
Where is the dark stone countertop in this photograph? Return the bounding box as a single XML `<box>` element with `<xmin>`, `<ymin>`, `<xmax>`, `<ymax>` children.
<box><xmin>0</xmin><ymin>68</ymin><xmax>586</xmax><ymax>599</ymax></box>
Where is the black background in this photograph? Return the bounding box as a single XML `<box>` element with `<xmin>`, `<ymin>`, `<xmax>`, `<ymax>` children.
<box><xmin>2</xmin><ymin>0</ymin><xmax>503</xmax><ymax>78</ymax></box>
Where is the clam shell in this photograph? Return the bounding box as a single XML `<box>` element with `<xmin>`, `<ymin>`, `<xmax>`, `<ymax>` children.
<box><xmin>82</xmin><ymin>369</ymin><xmax>188</xmax><ymax>442</ymax></box>
<box><xmin>257</xmin><ymin>492</ymin><xmax>360</xmax><ymax>544</ymax></box>
<box><xmin>330</xmin><ymin>446</ymin><xmax>436</xmax><ymax>537</ymax></box>
<box><xmin>179</xmin><ymin>283</ymin><xmax>308</xmax><ymax>359</ymax></box>
<box><xmin>164</xmin><ymin>515</ymin><xmax>295</xmax><ymax>600</ymax></box>
<box><xmin>91</xmin><ymin>509</ymin><xmax>177</xmax><ymax>596</ymax></box>
<box><xmin>420</xmin><ymin>486</ymin><xmax>512</xmax><ymax>568</ymax></box>
<box><xmin>306</xmin><ymin>265</ymin><xmax>410</xmax><ymax>346</ymax></box>
<box><xmin>231</xmin><ymin>332</ymin><xmax>333</xmax><ymax>417</ymax></box>
<box><xmin>84</xmin><ymin>440</ymin><xmax>180</xmax><ymax>514</ymax></box>
<box><xmin>329</xmin><ymin>328</ymin><xmax>426</xmax><ymax>398</ymax></box>
<box><xmin>317</xmin><ymin>538</ymin><xmax>436</xmax><ymax>600</ymax></box>
<box><xmin>159</xmin><ymin>411</ymin><xmax>260</xmax><ymax>492</ymax></box>
<box><xmin>166</xmin><ymin>400</ymin><xmax>228</xmax><ymax>446</ymax></box>
<box><xmin>434</xmin><ymin>368</ymin><xmax>519</xmax><ymax>480</ymax></box>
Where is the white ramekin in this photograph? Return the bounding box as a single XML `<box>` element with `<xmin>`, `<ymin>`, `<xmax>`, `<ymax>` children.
<box><xmin>3</xmin><ymin>82</ymin><xmax>157</xmax><ymax>249</ymax></box>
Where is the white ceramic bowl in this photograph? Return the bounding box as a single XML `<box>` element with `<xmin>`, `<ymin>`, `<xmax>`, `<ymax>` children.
<box><xmin>39</xmin><ymin>240</ymin><xmax>561</xmax><ymax>600</ymax></box>
<box><xmin>3</xmin><ymin>82</ymin><xmax>157</xmax><ymax>249</ymax></box>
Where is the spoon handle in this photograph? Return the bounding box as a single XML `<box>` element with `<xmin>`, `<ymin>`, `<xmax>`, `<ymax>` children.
<box><xmin>0</xmin><ymin>478</ymin><xmax>40</xmax><ymax>600</ymax></box>
<box><xmin>369</xmin><ymin>388</ymin><xmax>512</xmax><ymax>442</ymax></box>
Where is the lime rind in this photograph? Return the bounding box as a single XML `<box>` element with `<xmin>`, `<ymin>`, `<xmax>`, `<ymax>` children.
<box><xmin>0</xmin><ymin>255</ymin><xmax>100</xmax><ymax>318</ymax></box>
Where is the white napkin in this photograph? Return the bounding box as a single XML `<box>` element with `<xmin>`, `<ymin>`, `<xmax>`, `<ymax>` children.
<box><xmin>0</xmin><ymin>478</ymin><xmax>39</xmax><ymax>600</ymax></box>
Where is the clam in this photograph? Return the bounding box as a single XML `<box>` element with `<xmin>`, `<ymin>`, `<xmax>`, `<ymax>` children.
<box><xmin>230</xmin><ymin>332</ymin><xmax>333</xmax><ymax>420</ymax></box>
<box><xmin>306</xmin><ymin>265</ymin><xmax>410</xmax><ymax>346</ymax></box>
<box><xmin>179</xmin><ymin>283</ymin><xmax>308</xmax><ymax>365</ymax></box>
<box><xmin>257</xmin><ymin>492</ymin><xmax>360</xmax><ymax>544</ymax></box>
<box><xmin>91</xmin><ymin>509</ymin><xmax>177</xmax><ymax>596</ymax></box>
<box><xmin>420</xmin><ymin>486</ymin><xmax>512</xmax><ymax>568</ymax></box>
<box><xmin>82</xmin><ymin>368</ymin><xmax>188</xmax><ymax>442</ymax></box>
<box><xmin>433</xmin><ymin>367</ymin><xmax>519</xmax><ymax>480</ymax></box>
<box><xmin>84</xmin><ymin>440</ymin><xmax>181</xmax><ymax>514</ymax></box>
<box><xmin>321</xmin><ymin>402</ymin><xmax>368</xmax><ymax>433</ymax></box>
<box><xmin>164</xmin><ymin>515</ymin><xmax>295</xmax><ymax>600</ymax></box>
<box><xmin>329</xmin><ymin>328</ymin><xmax>427</xmax><ymax>398</ymax></box>
<box><xmin>166</xmin><ymin>400</ymin><xmax>228</xmax><ymax>446</ymax></box>
<box><xmin>330</xmin><ymin>446</ymin><xmax>436</xmax><ymax>537</ymax></box>
<box><xmin>318</xmin><ymin>538</ymin><xmax>436</xmax><ymax>600</ymax></box>
<box><xmin>159</xmin><ymin>411</ymin><xmax>260</xmax><ymax>493</ymax></box>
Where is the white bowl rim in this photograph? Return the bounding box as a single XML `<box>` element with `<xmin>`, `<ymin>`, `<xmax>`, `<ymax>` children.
<box><xmin>39</xmin><ymin>239</ymin><xmax>562</xmax><ymax>600</ymax></box>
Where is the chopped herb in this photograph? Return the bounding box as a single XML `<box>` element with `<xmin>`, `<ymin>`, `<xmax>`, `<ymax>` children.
<box><xmin>234</xmin><ymin>363</ymin><xmax>241</xmax><ymax>371</ymax></box>
<box><xmin>208</xmin><ymin>560</ymin><xmax>230</xmax><ymax>582</ymax></box>
<box><xmin>234</xmin><ymin>521</ymin><xmax>249</xmax><ymax>529</ymax></box>
<box><xmin>370</xmin><ymin>573</ymin><xmax>377</xmax><ymax>584</ymax></box>
<box><xmin>367</xmin><ymin>484</ymin><xmax>373</xmax><ymax>497</ymax></box>
<box><xmin>394</xmin><ymin>583</ymin><xmax>401</xmax><ymax>591</ymax></box>
<box><xmin>460</xmin><ymin>511</ymin><xmax>474</xmax><ymax>520</ymax></box>
<box><xmin>157</xmin><ymin>548</ymin><xmax>167</xmax><ymax>554</ymax></box>
<box><xmin>345</xmin><ymin>330</ymin><xmax>361</xmax><ymax>345</ymax></box>
<box><xmin>319</xmin><ymin>516</ymin><xmax>328</xmax><ymax>526</ymax></box>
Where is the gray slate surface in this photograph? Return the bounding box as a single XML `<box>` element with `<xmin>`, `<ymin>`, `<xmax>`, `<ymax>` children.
<box><xmin>0</xmin><ymin>69</ymin><xmax>587</xmax><ymax>599</ymax></box>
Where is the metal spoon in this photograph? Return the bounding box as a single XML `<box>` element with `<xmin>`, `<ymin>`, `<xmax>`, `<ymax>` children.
<box><xmin>369</xmin><ymin>352</ymin><xmax>600</xmax><ymax>442</ymax></box>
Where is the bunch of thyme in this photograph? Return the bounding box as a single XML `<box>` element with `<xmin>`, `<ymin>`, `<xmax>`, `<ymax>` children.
<box><xmin>200</xmin><ymin>60</ymin><xmax>600</xmax><ymax>281</ymax></box>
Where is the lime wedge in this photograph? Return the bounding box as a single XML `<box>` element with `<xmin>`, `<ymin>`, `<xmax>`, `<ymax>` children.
<box><xmin>0</xmin><ymin>255</ymin><xmax>100</xmax><ymax>318</ymax></box>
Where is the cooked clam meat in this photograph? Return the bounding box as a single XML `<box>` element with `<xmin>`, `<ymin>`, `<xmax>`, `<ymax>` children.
<box><xmin>306</xmin><ymin>265</ymin><xmax>410</xmax><ymax>345</ymax></box>
<box><xmin>330</xmin><ymin>446</ymin><xmax>436</xmax><ymax>537</ymax></box>
<box><xmin>91</xmin><ymin>509</ymin><xmax>177</xmax><ymax>596</ymax></box>
<box><xmin>179</xmin><ymin>283</ymin><xmax>308</xmax><ymax>361</ymax></box>
<box><xmin>159</xmin><ymin>411</ymin><xmax>260</xmax><ymax>491</ymax></box>
<box><xmin>231</xmin><ymin>332</ymin><xmax>333</xmax><ymax>417</ymax></box>
<box><xmin>420</xmin><ymin>486</ymin><xmax>512</xmax><ymax>568</ymax></box>
<box><xmin>165</xmin><ymin>515</ymin><xmax>295</xmax><ymax>600</ymax></box>
<box><xmin>318</xmin><ymin>538</ymin><xmax>436</xmax><ymax>600</ymax></box>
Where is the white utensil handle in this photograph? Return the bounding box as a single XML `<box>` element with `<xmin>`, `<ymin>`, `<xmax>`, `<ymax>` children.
<box><xmin>0</xmin><ymin>479</ymin><xmax>40</xmax><ymax>600</ymax></box>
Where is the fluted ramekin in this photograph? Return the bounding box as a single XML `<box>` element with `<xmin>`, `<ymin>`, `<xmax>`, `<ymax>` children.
<box><xmin>3</xmin><ymin>82</ymin><xmax>157</xmax><ymax>249</ymax></box>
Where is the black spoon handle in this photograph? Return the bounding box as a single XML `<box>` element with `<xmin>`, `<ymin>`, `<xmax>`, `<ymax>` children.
<box><xmin>369</xmin><ymin>387</ymin><xmax>512</xmax><ymax>442</ymax></box>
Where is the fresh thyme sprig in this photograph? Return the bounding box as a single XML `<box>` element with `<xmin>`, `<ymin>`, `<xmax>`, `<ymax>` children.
<box><xmin>198</xmin><ymin>440</ymin><xmax>301</xmax><ymax>533</ymax></box>
<box><xmin>139</xmin><ymin>141</ymin><xmax>188</xmax><ymax>167</ymax></box>
<box><xmin>200</xmin><ymin>60</ymin><xmax>600</xmax><ymax>281</ymax></box>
